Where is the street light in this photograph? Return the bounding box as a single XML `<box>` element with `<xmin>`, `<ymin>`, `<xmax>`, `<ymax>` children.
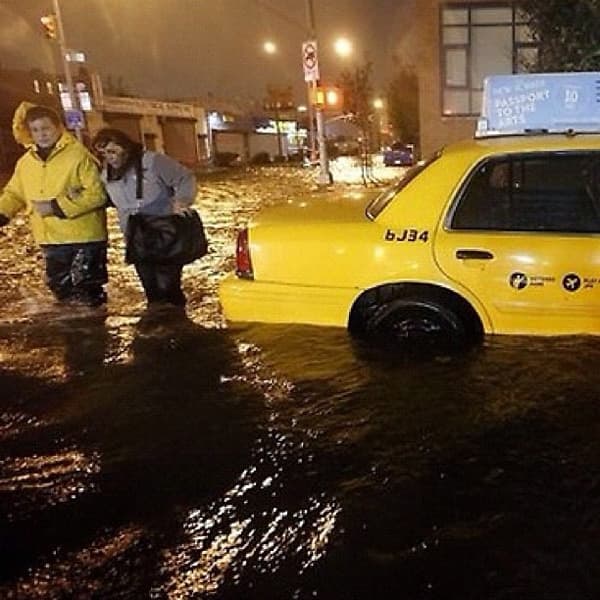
<box><xmin>334</xmin><ymin>37</ymin><xmax>353</xmax><ymax>58</ymax></box>
<box><xmin>263</xmin><ymin>40</ymin><xmax>277</xmax><ymax>55</ymax></box>
<box><xmin>305</xmin><ymin>0</ymin><xmax>338</xmax><ymax>185</ymax></box>
<box><xmin>259</xmin><ymin>2</ymin><xmax>352</xmax><ymax>183</ymax></box>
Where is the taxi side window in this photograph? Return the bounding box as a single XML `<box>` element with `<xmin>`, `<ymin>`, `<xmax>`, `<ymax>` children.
<box><xmin>451</xmin><ymin>153</ymin><xmax>600</xmax><ymax>233</ymax></box>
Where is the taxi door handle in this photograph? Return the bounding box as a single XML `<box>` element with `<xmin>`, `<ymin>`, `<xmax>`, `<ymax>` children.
<box><xmin>456</xmin><ymin>249</ymin><xmax>494</xmax><ymax>260</ymax></box>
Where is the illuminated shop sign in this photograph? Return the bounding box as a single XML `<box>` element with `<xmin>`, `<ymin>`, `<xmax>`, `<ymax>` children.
<box><xmin>256</xmin><ymin>120</ymin><xmax>298</xmax><ymax>135</ymax></box>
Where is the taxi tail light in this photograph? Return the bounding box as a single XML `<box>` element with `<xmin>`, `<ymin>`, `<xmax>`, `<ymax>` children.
<box><xmin>236</xmin><ymin>228</ymin><xmax>254</xmax><ymax>279</ymax></box>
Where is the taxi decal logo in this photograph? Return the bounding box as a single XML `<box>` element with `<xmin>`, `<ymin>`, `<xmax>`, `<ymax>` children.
<box><xmin>385</xmin><ymin>229</ymin><xmax>429</xmax><ymax>243</ymax></box>
<box><xmin>562</xmin><ymin>273</ymin><xmax>581</xmax><ymax>292</ymax></box>
<box><xmin>509</xmin><ymin>272</ymin><xmax>528</xmax><ymax>290</ymax></box>
<box><xmin>583</xmin><ymin>277</ymin><xmax>600</xmax><ymax>289</ymax></box>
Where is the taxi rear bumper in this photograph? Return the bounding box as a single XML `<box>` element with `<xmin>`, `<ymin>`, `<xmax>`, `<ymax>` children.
<box><xmin>218</xmin><ymin>273</ymin><xmax>358</xmax><ymax>327</ymax></box>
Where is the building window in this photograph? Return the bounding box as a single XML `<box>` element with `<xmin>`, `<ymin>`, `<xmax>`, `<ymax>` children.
<box><xmin>441</xmin><ymin>3</ymin><xmax>537</xmax><ymax>116</ymax></box>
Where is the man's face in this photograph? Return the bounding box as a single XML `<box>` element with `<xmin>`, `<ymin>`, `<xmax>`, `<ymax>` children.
<box><xmin>28</xmin><ymin>117</ymin><xmax>61</xmax><ymax>148</ymax></box>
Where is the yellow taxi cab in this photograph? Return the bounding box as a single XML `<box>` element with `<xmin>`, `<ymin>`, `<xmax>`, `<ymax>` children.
<box><xmin>219</xmin><ymin>73</ymin><xmax>600</xmax><ymax>348</ymax></box>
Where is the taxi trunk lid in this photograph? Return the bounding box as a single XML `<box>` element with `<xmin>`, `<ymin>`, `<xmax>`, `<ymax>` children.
<box><xmin>245</xmin><ymin>189</ymin><xmax>380</xmax><ymax>287</ymax></box>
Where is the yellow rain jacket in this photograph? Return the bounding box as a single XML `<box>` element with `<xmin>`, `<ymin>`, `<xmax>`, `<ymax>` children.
<box><xmin>0</xmin><ymin>104</ymin><xmax>107</xmax><ymax>245</ymax></box>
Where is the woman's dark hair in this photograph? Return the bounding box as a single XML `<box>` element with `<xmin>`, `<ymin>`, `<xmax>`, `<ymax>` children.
<box><xmin>25</xmin><ymin>105</ymin><xmax>62</xmax><ymax>126</ymax></box>
<box><xmin>91</xmin><ymin>128</ymin><xmax>144</xmax><ymax>180</ymax></box>
<box><xmin>91</xmin><ymin>128</ymin><xmax>143</xmax><ymax>155</ymax></box>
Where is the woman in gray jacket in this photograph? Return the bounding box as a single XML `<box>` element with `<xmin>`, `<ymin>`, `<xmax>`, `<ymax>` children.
<box><xmin>92</xmin><ymin>128</ymin><xmax>196</xmax><ymax>307</ymax></box>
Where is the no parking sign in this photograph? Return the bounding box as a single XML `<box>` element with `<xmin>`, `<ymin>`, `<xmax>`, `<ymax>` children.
<box><xmin>302</xmin><ymin>40</ymin><xmax>320</xmax><ymax>82</ymax></box>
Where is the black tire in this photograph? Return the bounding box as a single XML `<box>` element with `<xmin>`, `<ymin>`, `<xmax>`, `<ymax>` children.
<box><xmin>365</xmin><ymin>298</ymin><xmax>468</xmax><ymax>352</ymax></box>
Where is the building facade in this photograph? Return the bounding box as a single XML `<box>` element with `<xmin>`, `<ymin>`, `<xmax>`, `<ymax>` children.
<box><xmin>0</xmin><ymin>68</ymin><xmax>209</xmax><ymax>172</ymax></box>
<box><xmin>417</xmin><ymin>0</ymin><xmax>537</xmax><ymax>155</ymax></box>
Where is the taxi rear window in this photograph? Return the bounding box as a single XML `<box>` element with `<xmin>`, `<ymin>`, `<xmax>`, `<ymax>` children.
<box><xmin>366</xmin><ymin>152</ymin><xmax>441</xmax><ymax>220</ymax></box>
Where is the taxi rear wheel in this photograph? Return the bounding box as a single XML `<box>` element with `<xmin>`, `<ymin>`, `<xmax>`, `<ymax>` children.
<box><xmin>364</xmin><ymin>298</ymin><xmax>468</xmax><ymax>352</ymax></box>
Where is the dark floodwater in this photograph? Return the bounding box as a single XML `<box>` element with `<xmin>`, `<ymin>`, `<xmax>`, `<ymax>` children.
<box><xmin>1</xmin><ymin>168</ymin><xmax>599</xmax><ymax>599</ymax></box>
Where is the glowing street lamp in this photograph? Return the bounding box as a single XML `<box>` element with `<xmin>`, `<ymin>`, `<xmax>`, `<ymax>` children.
<box><xmin>304</xmin><ymin>3</ymin><xmax>353</xmax><ymax>184</ymax></box>
<box><xmin>263</xmin><ymin>40</ymin><xmax>277</xmax><ymax>55</ymax></box>
<box><xmin>334</xmin><ymin>37</ymin><xmax>353</xmax><ymax>58</ymax></box>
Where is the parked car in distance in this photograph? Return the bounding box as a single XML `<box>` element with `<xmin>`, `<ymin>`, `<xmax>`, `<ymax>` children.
<box><xmin>219</xmin><ymin>73</ymin><xmax>600</xmax><ymax>351</ymax></box>
<box><xmin>330</xmin><ymin>136</ymin><xmax>360</xmax><ymax>157</ymax></box>
<box><xmin>383</xmin><ymin>142</ymin><xmax>414</xmax><ymax>166</ymax></box>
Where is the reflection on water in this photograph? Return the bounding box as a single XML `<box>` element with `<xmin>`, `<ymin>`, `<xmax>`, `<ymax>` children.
<box><xmin>157</xmin><ymin>436</ymin><xmax>341</xmax><ymax>598</ymax></box>
<box><xmin>6</xmin><ymin>525</ymin><xmax>148</xmax><ymax>599</ymax></box>
<box><xmin>0</xmin><ymin>449</ymin><xmax>101</xmax><ymax>518</ymax></box>
<box><xmin>2</xmin><ymin>310</ymin><xmax>600</xmax><ymax>598</ymax></box>
<box><xmin>1</xmin><ymin>169</ymin><xmax>599</xmax><ymax>598</ymax></box>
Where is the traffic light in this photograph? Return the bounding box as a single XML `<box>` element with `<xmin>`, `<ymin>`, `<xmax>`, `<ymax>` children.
<box><xmin>40</xmin><ymin>14</ymin><xmax>58</xmax><ymax>40</ymax></box>
<box><xmin>312</xmin><ymin>86</ymin><xmax>343</xmax><ymax>109</ymax></box>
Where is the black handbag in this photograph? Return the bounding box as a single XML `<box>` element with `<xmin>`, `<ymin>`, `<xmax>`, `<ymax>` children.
<box><xmin>125</xmin><ymin>209</ymin><xmax>208</xmax><ymax>265</ymax></box>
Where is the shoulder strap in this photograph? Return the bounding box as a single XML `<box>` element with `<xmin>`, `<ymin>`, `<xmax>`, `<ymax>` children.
<box><xmin>135</xmin><ymin>154</ymin><xmax>144</xmax><ymax>199</ymax></box>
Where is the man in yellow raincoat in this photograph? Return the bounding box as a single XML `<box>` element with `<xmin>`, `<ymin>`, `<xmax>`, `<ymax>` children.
<box><xmin>0</xmin><ymin>103</ymin><xmax>108</xmax><ymax>306</ymax></box>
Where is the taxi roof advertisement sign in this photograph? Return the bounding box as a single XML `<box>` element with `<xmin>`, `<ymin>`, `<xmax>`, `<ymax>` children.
<box><xmin>477</xmin><ymin>72</ymin><xmax>600</xmax><ymax>137</ymax></box>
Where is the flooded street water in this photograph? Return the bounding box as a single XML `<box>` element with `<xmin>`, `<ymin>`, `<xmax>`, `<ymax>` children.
<box><xmin>1</xmin><ymin>164</ymin><xmax>599</xmax><ymax>599</ymax></box>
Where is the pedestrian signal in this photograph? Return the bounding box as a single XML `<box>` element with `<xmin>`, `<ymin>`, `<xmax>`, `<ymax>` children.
<box><xmin>40</xmin><ymin>14</ymin><xmax>58</xmax><ymax>40</ymax></box>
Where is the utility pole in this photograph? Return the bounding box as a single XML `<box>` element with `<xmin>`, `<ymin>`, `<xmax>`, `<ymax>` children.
<box><xmin>52</xmin><ymin>0</ymin><xmax>82</xmax><ymax>141</ymax></box>
<box><xmin>304</xmin><ymin>0</ymin><xmax>332</xmax><ymax>185</ymax></box>
<box><xmin>304</xmin><ymin>0</ymin><xmax>317</xmax><ymax>163</ymax></box>
<box><xmin>305</xmin><ymin>88</ymin><xmax>317</xmax><ymax>162</ymax></box>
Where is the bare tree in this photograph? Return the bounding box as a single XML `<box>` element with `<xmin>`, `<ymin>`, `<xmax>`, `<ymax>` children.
<box><xmin>387</xmin><ymin>62</ymin><xmax>420</xmax><ymax>153</ymax></box>
<box><xmin>339</xmin><ymin>62</ymin><xmax>377</xmax><ymax>184</ymax></box>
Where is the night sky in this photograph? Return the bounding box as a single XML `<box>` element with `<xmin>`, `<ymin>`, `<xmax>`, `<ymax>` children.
<box><xmin>0</xmin><ymin>0</ymin><xmax>416</xmax><ymax>104</ymax></box>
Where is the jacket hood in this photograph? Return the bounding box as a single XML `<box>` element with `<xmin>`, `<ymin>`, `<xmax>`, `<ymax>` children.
<box><xmin>12</xmin><ymin>101</ymin><xmax>65</xmax><ymax>147</ymax></box>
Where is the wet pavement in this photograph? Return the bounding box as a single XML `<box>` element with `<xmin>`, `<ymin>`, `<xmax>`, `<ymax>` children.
<box><xmin>1</xmin><ymin>162</ymin><xmax>599</xmax><ymax>599</ymax></box>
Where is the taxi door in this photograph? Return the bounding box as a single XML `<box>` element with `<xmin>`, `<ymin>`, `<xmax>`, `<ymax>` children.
<box><xmin>433</xmin><ymin>153</ymin><xmax>600</xmax><ymax>335</ymax></box>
